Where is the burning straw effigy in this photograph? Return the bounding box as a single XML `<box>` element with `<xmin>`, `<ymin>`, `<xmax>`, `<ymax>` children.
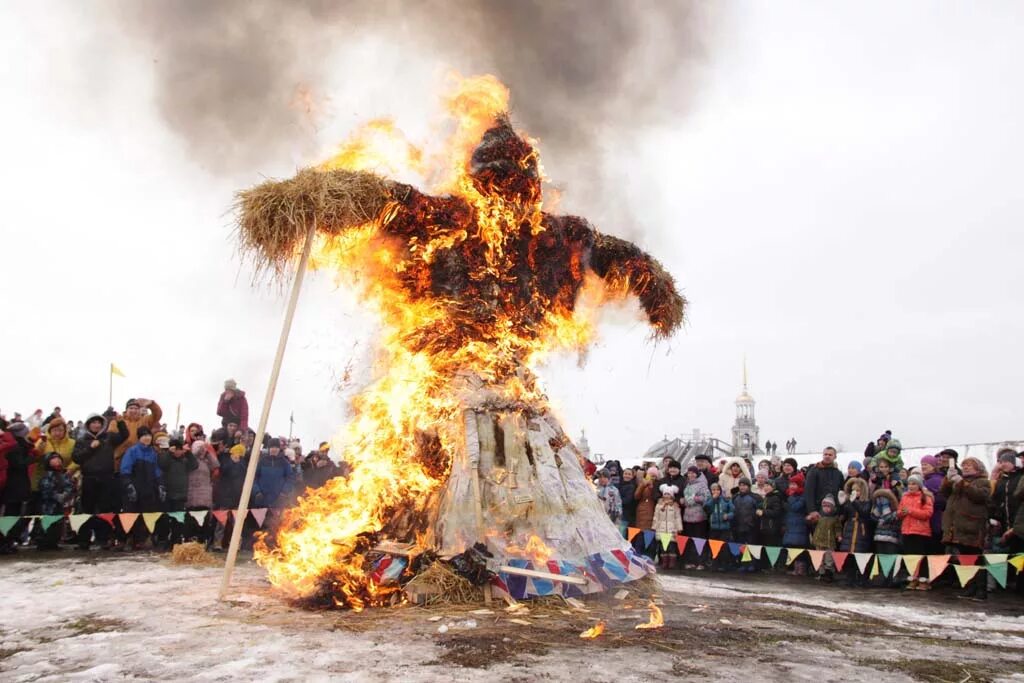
<box><xmin>238</xmin><ymin>75</ymin><xmax>684</xmax><ymax>610</ymax></box>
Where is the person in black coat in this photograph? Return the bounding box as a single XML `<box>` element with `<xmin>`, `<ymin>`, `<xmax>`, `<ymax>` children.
<box><xmin>803</xmin><ymin>447</ymin><xmax>845</xmax><ymax>524</ymax></box>
<box><xmin>617</xmin><ymin>468</ymin><xmax>638</xmax><ymax>526</ymax></box>
<box><xmin>72</xmin><ymin>413</ymin><xmax>129</xmax><ymax>549</ymax></box>
<box><xmin>302</xmin><ymin>444</ymin><xmax>340</xmax><ymax>490</ymax></box>
<box><xmin>657</xmin><ymin>459</ymin><xmax>686</xmax><ymax>503</ymax></box>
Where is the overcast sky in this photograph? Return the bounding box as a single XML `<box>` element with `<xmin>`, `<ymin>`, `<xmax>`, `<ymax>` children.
<box><xmin>2</xmin><ymin>3</ymin><xmax>1021</xmax><ymax>463</ymax></box>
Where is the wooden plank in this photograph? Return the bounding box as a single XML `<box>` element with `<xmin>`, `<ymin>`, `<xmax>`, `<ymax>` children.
<box><xmin>497</xmin><ymin>565</ymin><xmax>588</xmax><ymax>586</ymax></box>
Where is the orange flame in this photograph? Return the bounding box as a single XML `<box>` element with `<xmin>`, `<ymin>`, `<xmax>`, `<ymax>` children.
<box><xmin>634</xmin><ymin>601</ymin><xmax>664</xmax><ymax>630</ymax></box>
<box><xmin>579</xmin><ymin>621</ymin><xmax>606</xmax><ymax>639</ymax></box>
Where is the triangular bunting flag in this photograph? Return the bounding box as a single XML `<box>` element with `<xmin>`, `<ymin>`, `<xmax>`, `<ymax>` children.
<box><xmin>983</xmin><ymin>553</ymin><xmax>1008</xmax><ymax>565</ymax></box>
<box><xmin>142</xmin><ymin>512</ymin><xmax>163</xmax><ymax>533</ymax></box>
<box><xmin>746</xmin><ymin>544</ymin><xmax>763</xmax><ymax>560</ymax></box>
<box><xmin>708</xmin><ymin>539</ymin><xmax>725</xmax><ymax>559</ymax></box>
<box><xmin>658</xmin><ymin>532</ymin><xmax>671</xmax><ymax>551</ymax></box>
<box><xmin>954</xmin><ymin>564</ymin><xmax>980</xmax><ymax>587</ymax></box>
<box><xmin>627</xmin><ymin>527</ymin><xmax>640</xmax><ymax>543</ymax></box>
<box><xmin>168</xmin><ymin>511</ymin><xmax>186</xmax><ymax>524</ymax></box>
<box><xmin>1009</xmin><ymin>556</ymin><xmax>1024</xmax><ymax>572</ymax></box>
<box><xmin>675</xmin><ymin>535</ymin><xmax>689</xmax><ymax>552</ymax></box>
<box><xmin>250</xmin><ymin>508</ymin><xmax>268</xmax><ymax>527</ymax></box>
<box><xmin>188</xmin><ymin>510</ymin><xmax>208</xmax><ymax>525</ymax></box>
<box><xmin>878</xmin><ymin>554</ymin><xmax>897</xmax><ymax>578</ymax></box>
<box><xmin>831</xmin><ymin>551</ymin><xmax>849</xmax><ymax>572</ymax></box>
<box><xmin>785</xmin><ymin>548</ymin><xmax>803</xmax><ymax>566</ymax></box>
<box><xmin>691</xmin><ymin>537</ymin><xmax>706</xmax><ymax>556</ymax></box>
<box><xmin>870</xmin><ymin>556</ymin><xmax>880</xmax><ymax>579</ymax></box>
<box><xmin>0</xmin><ymin>516</ymin><xmax>20</xmax><ymax>537</ymax></box>
<box><xmin>853</xmin><ymin>553</ymin><xmax>873</xmax><ymax>574</ymax></box>
<box><xmin>727</xmin><ymin>542</ymin><xmax>743</xmax><ymax>557</ymax></box>
<box><xmin>807</xmin><ymin>549</ymin><xmax>825</xmax><ymax>571</ymax></box>
<box><xmin>212</xmin><ymin>510</ymin><xmax>230</xmax><ymax>525</ymax></box>
<box><xmin>987</xmin><ymin>562</ymin><xmax>1008</xmax><ymax>589</ymax></box>
<box><xmin>741</xmin><ymin>547</ymin><xmax>753</xmax><ymax>563</ymax></box>
<box><xmin>69</xmin><ymin>514</ymin><xmax>91</xmax><ymax>533</ymax></box>
<box><xmin>928</xmin><ymin>555</ymin><xmax>951</xmax><ymax>581</ymax></box>
<box><xmin>97</xmin><ymin>513</ymin><xmax>115</xmax><ymax>526</ymax></box>
<box><xmin>40</xmin><ymin>515</ymin><xmax>64</xmax><ymax>531</ymax></box>
<box><xmin>900</xmin><ymin>555</ymin><xmax>923</xmax><ymax>578</ymax></box>
<box><xmin>764</xmin><ymin>546</ymin><xmax>782</xmax><ymax>566</ymax></box>
<box><xmin>118</xmin><ymin>512</ymin><xmax>140</xmax><ymax>532</ymax></box>
<box><xmin>957</xmin><ymin>554</ymin><xmax>979</xmax><ymax>567</ymax></box>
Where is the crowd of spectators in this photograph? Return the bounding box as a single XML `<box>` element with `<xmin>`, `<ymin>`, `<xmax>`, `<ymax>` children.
<box><xmin>0</xmin><ymin>379</ymin><xmax>346</xmax><ymax>554</ymax></box>
<box><xmin>593</xmin><ymin>431</ymin><xmax>1024</xmax><ymax>601</ymax></box>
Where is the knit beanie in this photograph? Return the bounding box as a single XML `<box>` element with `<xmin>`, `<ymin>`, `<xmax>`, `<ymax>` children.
<box><xmin>738</xmin><ymin>476</ymin><xmax>751</xmax><ymax>487</ymax></box>
<box><xmin>920</xmin><ymin>455</ymin><xmax>938</xmax><ymax>468</ymax></box>
<box><xmin>230</xmin><ymin>444</ymin><xmax>246</xmax><ymax>458</ymax></box>
<box><xmin>908</xmin><ymin>474</ymin><xmax>924</xmax><ymax>488</ymax></box>
<box><xmin>136</xmin><ymin>426</ymin><xmax>152</xmax><ymax>438</ymax></box>
<box><xmin>821</xmin><ymin>494</ymin><xmax>836</xmax><ymax>509</ymax></box>
<box><xmin>997</xmin><ymin>449</ymin><xmax>1019</xmax><ymax>465</ymax></box>
<box><xmin>783</xmin><ymin>457</ymin><xmax>798</xmax><ymax>471</ymax></box>
<box><xmin>848</xmin><ymin>461</ymin><xmax>863</xmax><ymax>473</ymax></box>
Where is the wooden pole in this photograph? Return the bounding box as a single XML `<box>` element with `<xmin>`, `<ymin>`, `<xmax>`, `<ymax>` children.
<box><xmin>219</xmin><ymin>221</ymin><xmax>317</xmax><ymax>600</ymax></box>
<box><xmin>108</xmin><ymin>364</ymin><xmax>113</xmax><ymax>408</ymax></box>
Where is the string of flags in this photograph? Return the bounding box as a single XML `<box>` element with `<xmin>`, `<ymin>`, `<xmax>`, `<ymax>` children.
<box><xmin>0</xmin><ymin>509</ymin><xmax>274</xmax><ymax>537</ymax></box>
<box><xmin>621</xmin><ymin>526</ymin><xmax>1024</xmax><ymax>589</ymax></box>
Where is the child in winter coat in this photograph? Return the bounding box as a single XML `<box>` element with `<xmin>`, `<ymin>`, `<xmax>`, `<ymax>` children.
<box><xmin>757</xmin><ymin>479</ymin><xmax>784</xmax><ymax>572</ymax></box>
<box><xmin>898</xmin><ymin>474</ymin><xmax>935</xmax><ymax>590</ymax></box>
<box><xmin>652</xmin><ymin>485</ymin><xmax>683</xmax><ymax>570</ymax></box>
<box><xmin>596</xmin><ymin>470</ymin><xmax>623</xmax><ymax>524</ymax></box>
<box><xmin>731</xmin><ymin>478</ymin><xmax>762</xmax><ymax>571</ymax></box>
<box><xmin>37</xmin><ymin>453</ymin><xmax>73</xmax><ymax>550</ymax></box>
<box><xmin>811</xmin><ymin>494</ymin><xmax>842</xmax><ymax>582</ymax></box>
<box><xmin>705</xmin><ymin>482</ymin><xmax>734</xmax><ymax>571</ymax></box>
<box><xmin>120</xmin><ymin>427</ymin><xmax>165</xmax><ymax>549</ymax></box>
<box><xmin>782</xmin><ymin>473</ymin><xmax>809</xmax><ymax>575</ymax></box>
<box><xmin>871</xmin><ymin>488</ymin><xmax>901</xmax><ymax>586</ymax></box>
<box><xmin>870</xmin><ymin>459</ymin><xmax>903</xmax><ymax>499</ymax></box>
<box><xmin>838</xmin><ymin>477</ymin><xmax>872</xmax><ymax>587</ymax></box>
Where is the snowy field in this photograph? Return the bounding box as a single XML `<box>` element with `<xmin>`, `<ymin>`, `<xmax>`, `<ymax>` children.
<box><xmin>2</xmin><ymin>553</ymin><xmax>1023</xmax><ymax>682</ymax></box>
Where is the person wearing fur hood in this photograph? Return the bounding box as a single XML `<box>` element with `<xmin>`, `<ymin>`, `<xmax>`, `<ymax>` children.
<box><xmin>653</xmin><ymin>484</ymin><xmax>683</xmax><ymax>570</ymax></box>
<box><xmin>941</xmin><ymin>456</ymin><xmax>991</xmax><ymax>600</ymax></box>
<box><xmin>717</xmin><ymin>456</ymin><xmax>751</xmax><ymax>499</ymax></box>
<box><xmin>838</xmin><ymin>477</ymin><xmax>873</xmax><ymax>587</ymax></box>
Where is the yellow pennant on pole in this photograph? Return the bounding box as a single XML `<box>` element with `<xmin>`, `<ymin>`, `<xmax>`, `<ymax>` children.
<box><xmin>110</xmin><ymin>363</ymin><xmax>126</xmax><ymax>378</ymax></box>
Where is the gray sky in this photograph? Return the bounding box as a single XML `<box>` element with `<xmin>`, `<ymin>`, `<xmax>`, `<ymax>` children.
<box><xmin>2</xmin><ymin>3</ymin><xmax>1021</xmax><ymax>462</ymax></box>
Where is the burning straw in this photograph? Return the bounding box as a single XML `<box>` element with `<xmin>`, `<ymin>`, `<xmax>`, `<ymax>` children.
<box><xmin>235</xmin><ymin>168</ymin><xmax>393</xmax><ymax>273</ymax></box>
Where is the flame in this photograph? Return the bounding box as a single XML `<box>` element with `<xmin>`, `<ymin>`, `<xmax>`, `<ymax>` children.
<box><xmin>579</xmin><ymin>621</ymin><xmax>606</xmax><ymax>639</ymax></box>
<box><xmin>504</xmin><ymin>534</ymin><xmax>555</xmax><ymax>566</ymax></box>
<box><xmin>254</xmin><ymin>74</ymin><xmax>642</xmax><ymax>607</ymax></box>
<box><xmin>634</xmin><ymin>601</ymin><xmax>664</xmax><ymax>630</ymax></box>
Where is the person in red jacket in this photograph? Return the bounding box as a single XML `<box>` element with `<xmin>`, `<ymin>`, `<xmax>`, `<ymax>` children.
<box><xmin>217</xmin><ymin>379</ymin><xmax>249</xmax><ymax>432</ymax></box>
<box><xmin>898</xmin><ymin>474</ymin><xmax>935</xmax><ymax>590</ymax></box>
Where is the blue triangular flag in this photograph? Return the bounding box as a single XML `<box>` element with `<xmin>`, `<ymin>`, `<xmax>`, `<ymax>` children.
<box><xmin>642</xmin><ymin>530</ymin><xmax>656</xmax><ymax>549</ymax></box>
<box><xmin>728</xmin><ymin>542</ymin><xmax>743</xmax><ymax>557</ymax></box>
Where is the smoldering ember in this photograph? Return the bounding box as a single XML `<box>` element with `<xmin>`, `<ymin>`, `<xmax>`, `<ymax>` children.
<box><xmin>3</xmin><ymin>5</ymin><xmax>1024</xmax><ymax>683</ymax></box>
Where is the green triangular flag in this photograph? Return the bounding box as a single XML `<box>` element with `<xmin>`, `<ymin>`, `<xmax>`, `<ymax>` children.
<box><xmin>764</xmin><ymin>546</ymin><xmax>782</xmax><ymax>566</ymax></box>
<box><xmin>877</xmin><ymin>554</ymin><xmax>897</xmax><ymax>578</ymax></box>
<box><xmin>987</xmin><ymin>562</ymin><xmax>1008</xmax><ymax>589</ymax></box>
<box><xmin>0</xmin><ymin>516</ymin><xmax>20</xmax><ymax>536</ymax></box>
<box><xmin>69</xmin><ymin>514</ymin><xmax>91</xmax><ymax>533</ymax></box>
<box><xmin>40</xmin><ymin>515</ymin><xmax>64</xmax><ymax>531</ymax></box>
<box><xmin>168</xmin><ymin>511</ymin><xmax>186</xmax><ymax>524</ymax></box>
<box><xmin>658</xmin><ymin>532</ymin><xmax>672</xmax><ymax>551</ymax></box>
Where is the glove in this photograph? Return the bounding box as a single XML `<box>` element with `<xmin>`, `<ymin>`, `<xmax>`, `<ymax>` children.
<box><xmin>158</xmin><ymin>483</ymin><xmax>167</xmax><ymax>503</ymax></box>
<box><xmin>124</xmin><ymin>481</ymin><xmax>138</xmax><ymax>504</ymax></box>
<box><xmin>837</xmin><ymin>490</ymin><xmax>847</xmax><ymax>505</ymax></box>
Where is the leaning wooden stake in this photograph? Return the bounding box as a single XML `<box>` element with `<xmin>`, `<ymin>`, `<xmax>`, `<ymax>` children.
<box><xmin>219</xmin><ymin>220</ymin><xmax>317</xmax><ymax>600</ymax></box>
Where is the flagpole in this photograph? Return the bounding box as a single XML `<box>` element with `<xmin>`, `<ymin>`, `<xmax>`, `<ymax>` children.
<box><xmin>108</xmin><ymin>364</ymin><xmax>113</xmax><ymax>408</ymax></box>
<box><xmin>219</xmin><ymin>220</ymin><xmax>317</xmax><ymax>600</ymax></box>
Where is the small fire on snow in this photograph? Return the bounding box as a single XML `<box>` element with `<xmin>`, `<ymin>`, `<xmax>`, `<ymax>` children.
<box><xmin>579</xmin><ymin>621</ymin><xmax>606</xmax><ymax>639</ymax></box>
<box><xmin>634</xmin><ymin>601</ymin><xmax>664</xmax><ymax>630</ymax></box>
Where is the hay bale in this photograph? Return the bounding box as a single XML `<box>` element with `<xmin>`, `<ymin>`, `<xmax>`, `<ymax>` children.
<box><xmin>170</xmin><ymin>541</ymin><xmax>220</xmax><ymax>567</ymax></box>
<box><xmin>235</xmin><ymin>168</ymin><xmax>393</xmax><ymax>273</ymax></box>
<box><xmin>403</xmin><ymin>561</ymin><xmax>483</xmax><ymax>606</ymax></box>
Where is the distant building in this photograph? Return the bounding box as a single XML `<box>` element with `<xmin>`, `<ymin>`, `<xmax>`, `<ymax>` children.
<box><xmin>731</xmin><ymin>360</ymin><xmax>760</xmax><ymax>459</ymax></box>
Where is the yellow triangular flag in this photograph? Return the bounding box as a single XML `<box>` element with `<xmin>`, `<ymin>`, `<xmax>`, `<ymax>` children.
<box><xmin>1009</xmin><ymin>556</ymin><xmax>1024</xmax><ymax>572</ymax></box>
<box><xmin>786</xmin><ymin>548</ymin><xmax>803</xmax><ymax>566</ymax></box>
<box><xmin>901</xmin><ymin>555</ymin><xmax>923</xmax><ymax>578</ymax></box>
<box><xmin>142</xmin><ymin>512</ymin><xmax>163</xmax><ymax>533</ymax></box>
<box><xmin>110</xmin><ymin>362</ymin><xmax>126</xmax><ymax>378</ymax></box>
<box><xmin>658</xmin><ymin>532</ymin><xmax>672</xmax><ymax>551</ymax></box>
<box><xmin>870</xmin><ymin>556</ymin><xmax>880</xmax><ymax>579</ymax></box>
<box><xmin>953</xmin><ymin>564</ymin><xmax>980</xmax><ymax>587</ymax></box>
<box><xmin>741</xmin><ymin>547</ymin><xmax>753</xmax><ymax>563</ymax></box>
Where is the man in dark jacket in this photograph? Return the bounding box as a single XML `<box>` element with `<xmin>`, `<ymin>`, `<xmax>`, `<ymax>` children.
<box><xmin>72</xmin><ymin>413</ymin><xmax>129</xmax><ymax>549</ymax></box>
<box><xmin>302</xmin><ymin>442</ymin><xmax>339</xmax><ymax>490</ymax></box>
<box><xmin>992</xmin><ymin>450</ymin><xmax>1023</xmax><ymax>544</ymax></box>
<box><xmin>157</xmin><ymin>438</ymin><xmax>198</xmax><ymax>548</ymax></box>
<box><xmin>694</xmin><ymin>453</ymin><xmax>718</xmax><ymax>487</ymax></box>
<box><xmin>255</xmin><ymin>439</ymin><xmax>295</xmax><ymax>508</ymax></box>
<box><xmin>803</xmin><ymin>446</ymin><xmax>845</xmax><ymax>523</ymax></box>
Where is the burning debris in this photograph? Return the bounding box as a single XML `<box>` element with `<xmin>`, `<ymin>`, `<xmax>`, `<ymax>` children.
<box><xmin>239</xmin><ymin>75</ymin><xmax>684</xmax><ymax>609</ymax></box>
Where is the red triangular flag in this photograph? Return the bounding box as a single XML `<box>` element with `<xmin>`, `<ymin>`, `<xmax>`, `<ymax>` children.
<box><xmin>675</xmin><ymin>535</ymin><xmax>689</xmax><ymax>552</ymax></box>
<box><xmin>957</xmin><ymin>554</ymin><xmax>979</xmax><ymax>567</ymax></box>
<box><xmin>627</xmin><ymin>527</ymin><xmax>641</xmax><ymax>543</ymax></box>
<box><xmin>830</xmin><ymin>551</ymin><xmax>849</xmax><ymax>573</ymax></box>
<box><xmin>211</xmin><ymin>510</ymin><xmax>230</xmax><ymax>525</ymax></box>
<box><xmin>96</xmin><ymin>513</ymin><xmax>116</xmax><ymax>526</ymax></box>
<box><xmin>250</xmin><ymin>508</ymin><xmax>268</xmax><ymax>527</ymax></box>
<box><xmin>708</xmin><ymin>539</ymin><xmax>725</xmax><ymax>559</ymax></box>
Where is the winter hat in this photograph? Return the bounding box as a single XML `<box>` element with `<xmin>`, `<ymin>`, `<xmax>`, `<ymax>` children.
<box><xmin>920</xmin><ymin>455</ymin><xmax>938</xmax><ymax>468</ymax></box>
<box><xmin>738</xmin><ymin>476</ymin><xmax>751</xmax><ymax>487</ymax></box>
<box><xmin>997</xmin><ymin>449</ymin><xmax>1019</xmax><ymax>465</ymax></box>
<box><xmin>848</xmin><ymin>461</ymin><xmax>863</xmax><ymax>473</ymax></box>
<box><xmin>224</xmin><ymin>378</ymin><xmax>238</xmax><ymax>391</ymax></box>
<box><xmin>136</xmin><ymin>426</ymin><xmax>152</xmax><ymax>439</ymax></box>
<box><xmin>168</xmin><ymin>437</ymin><xmax>183</xmax><ymax>449</ymax></box>
<box><xmin>788</xmin><ymin>471</ymin><xmax>805</xmax><ymax>494</ymax></box>
<box><xmin>659</xmin><ymin>484</ymin><xmax>679</xmax><ymax>497</ymax></box>
<box><xmin>783</xmin><ymin>457</ymin><xmax>798</xmax><ymax>471</ymax></box>
<box><xmin>7</xmin><ymin>422</ymin><xmax>29</xmax><ymax>439</ymax></box>
<box><xmin>821</xmin><ymin>494</ymin><xmax>836</xmax><ymax>509</ymax></box>
<box><xmin>125</xmin><ymin>398</ymin><xmax>140</xmax><ymax>409</ymax></box>
<box><xmin>597</xmin><ymin>469</ymin><xmax>610</xmax><ymax>479</ymax></box>
<box><xmin>907</xmin><ymin>474</ymin><xmax>924</xmax><ymax>488</ymax></box>
<box><xmin>695</xmin><ymin>453</ymin><xmax>711</xmax><ymax>463</ymax></box>
<box><xmin>156</xmin><ymin>435</ymin><xmax>171</xmax><ymax>449</ymax></box>
<box><xmin>646</xmin><ymin>466</ymin><xmax>660</xmax><ymax>478</ymax></box>
<box><xmin>85</xmin><ymin>414</ymin><xmax>105</xmax><ymax>428</ymax></box>
<box><xmin>229</xmin><ymin>443</ymin><xmax>246</xmax><ymax>459</ymax></box>
<box><xmin>878</xmin><ymin>432</ymin><xmax>890</xmax><ymax>443</ymax></box>
<box><xmin>44</xmin><ymin>416</ymin><xmax>66</xmax><ymax>434</ymax></box>
<box><xmin>45</xmin><ymin>452</ymin><xmax>63</xmax><ymax>469</ymax></box>
<box><xmin>939</xmin><ymin>448</ymin><xmax>959</xmax><ymax>460</ymax></box>
<box><xmin>666</xmin><ymin>459</ymin><xmax>681</xmax><ymax>470</ymax></box>
<box><xmin>210</xmin><ymin>427</ymin><xmax>228</xmax><ymax>444</ymax></box>
<box><xmin>886</xmin><ymin>438</ymin><xmax>902</xmax><ymax>453</ymax></box>
<box><xmin>687</xmin><ymin>465</ymin><xmax>700</xmax><ymax>475</ymax></box>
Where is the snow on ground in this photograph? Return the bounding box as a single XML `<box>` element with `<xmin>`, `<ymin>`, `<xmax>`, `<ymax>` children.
<box><xmin>2</xmin><ymin>553</ymin><xmax>1023</xmax><ymax>682</ymax></box>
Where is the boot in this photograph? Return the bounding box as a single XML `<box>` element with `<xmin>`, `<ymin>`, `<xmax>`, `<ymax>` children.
<box><xmin>957</xmin><ymin>580</ymin><xmax>978</xmax><ymax>600</ymax></box>
<box><xmin>906</xmin><ymin>579</ymin><xmax>919</xmax><ymax>591</ymax></box>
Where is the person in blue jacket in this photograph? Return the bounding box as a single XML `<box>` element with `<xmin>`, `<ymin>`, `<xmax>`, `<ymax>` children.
<box><xmin>254</xmin><ymin>438</ymin><xmax>295</xmax><ymax>508</ymax></box>
<box><xmin>119</xmin><ymin>426</ymin><xmax>165</xmax><ymax>549</ymax></box>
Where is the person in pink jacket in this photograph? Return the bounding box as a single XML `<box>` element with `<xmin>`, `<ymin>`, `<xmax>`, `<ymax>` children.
<box><xmin>898</xmin><ymin>474</ymin><xmax>935</xmax><ymax>590</ymax></box>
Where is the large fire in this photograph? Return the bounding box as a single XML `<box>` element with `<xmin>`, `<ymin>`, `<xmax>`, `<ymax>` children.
<box><xmin>249</xmin><ymin>75</ymin><xmax>683</xmax><ymax>608</ymax></box>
